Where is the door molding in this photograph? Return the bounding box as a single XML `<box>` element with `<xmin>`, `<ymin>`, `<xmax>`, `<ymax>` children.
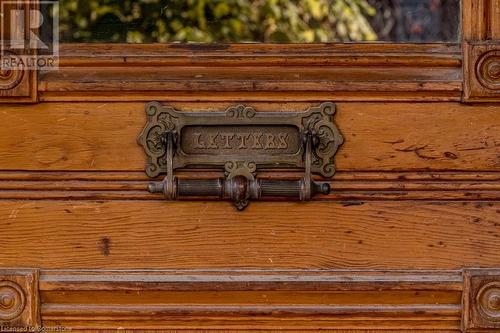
<box><xmin>3</xmin><ymin>268</ymin><xmax>500</xmax><ymax>331</ymax></box>
<box><xmin>463</xmin><ymin>0</ymin><xmax>500</xmax><ymax>101</ymax></box>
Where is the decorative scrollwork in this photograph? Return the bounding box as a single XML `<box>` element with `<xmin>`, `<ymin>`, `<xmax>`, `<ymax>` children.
<box><xmin>0</xmin><ymin>281</ymin><xmax>26</xmax><ymax>321</ymax></box>
<box><xmin>226</xmin><ymin>105</ymin><xmax>256</xmax><ymax>119</ymax></box>
<box><xmin>139</xmin><ymin>101</ymin><xmax>343</xmax><ymax>209</ymax></box>
<box><xmin>0</xmin><ymin>51</ymin><xmax>24</xmax><ymax>90</ymax></box>
<box><xmin>138</xmin><ymin>101</ymin><xmax>180</xmax><ymax>178</ymax></box>
<box><xmin>139</xmin><ymin>102</ymin><xmax>343</xmax><ymax>180</ymax></box>
<box><xmin>224</xmin><ymin>161</ymin><xmax>257</xmax><ymax>180</ymax></box>
<box><xmin>476</xmin><ymin>50</ymin><xmax>500</xmax><ymax>91</ymax></box>
<box><xmin>302</xmin><ymin>102</ymin><xmax>344</xmax><ymax>178</ymax></box>
<box><xmin>477</xmin><ymin>282</ymin><xmax>500</xmax><ymax>322</ymax></box>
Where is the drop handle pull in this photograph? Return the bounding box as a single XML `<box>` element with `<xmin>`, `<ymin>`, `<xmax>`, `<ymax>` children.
<box><xmin>138</xmin><ymin>102</ymin><xmax>343</xmax><ymax>211</ymax></box>
<box><xmin>149</xmin><ymin>177</ymin><xmax>330</xmax><ymax>210</ymax></box>
<box><xmin>147</xmin><ymin>132</ymin><xmax>331</xmax><ymax>210</ymax></box>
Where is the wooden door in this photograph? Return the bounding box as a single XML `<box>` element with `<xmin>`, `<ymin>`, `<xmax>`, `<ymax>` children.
<box><xmin>0</xmin><ymin>1</ymin><xmax>499</xmax><ymax>332</ymax></box>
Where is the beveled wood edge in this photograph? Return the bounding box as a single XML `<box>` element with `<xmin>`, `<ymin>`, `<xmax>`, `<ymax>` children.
<box><xmin>37</xmin><ymin>43</ymin><xmax>463</xmax><ymax>102</ymax></box>
<box><xmin>40</xmin><ymin>269</ymin><xmax>462</xmax><ymax>330</ymax></box>
<box><xmin>462</xmin><ymin>0</ymin><xmax>500</xmax><ymax>41</ymax></box>
<box><xmin>0</xmin><ymin>170</ymin><xmax>498</xmax><ymax>202</ymax></box>
<box><xmin>6</xmin><ymin>268</ymin><xmax>500</xmax><ymax>331</ymax></box>
<box><xmin>39</xmin><ymin>269</ymin><xmax>464</xmax><ymax>290</ymax></box>
<box><xmin>58</xmin><ymin>43</ymin><xmax>462</xmax><ymax>58</ymax></box>
<box><xmin>0</xmin><ymin>169</ymin><xmax>499</xmax><ymax>201</ymax></box>
<box><xmin>462</xmin><ymin>0</ymin><xmax>500</xmax><ymax>102</ymax></box>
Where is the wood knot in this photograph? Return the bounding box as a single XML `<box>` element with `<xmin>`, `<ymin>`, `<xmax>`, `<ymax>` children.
<box><xmin>0</xmin><ymin>281</ymin><xmax>26</xmax><ymax>320</ymax></box>
<box><xmin>477</xmin><ymin>282</ymin><xmax>500</xmax><ymax>321</ymax></box>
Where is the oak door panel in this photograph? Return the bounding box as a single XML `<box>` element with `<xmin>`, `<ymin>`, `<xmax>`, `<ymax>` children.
<box><xmin>1</xmin><ymin>200</ymin><xmax>498</xmax><ymax>270</ymax></box>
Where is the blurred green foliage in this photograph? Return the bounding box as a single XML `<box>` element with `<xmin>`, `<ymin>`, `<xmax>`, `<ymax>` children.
<box><xmin>59</xmin><ymin>0</ymin><xmax>378</xmax><ymax>43</ymax></box>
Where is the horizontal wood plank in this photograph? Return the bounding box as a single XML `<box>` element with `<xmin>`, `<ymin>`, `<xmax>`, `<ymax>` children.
<box><xmin>0</xmin><ymin>170</ymin><xmax>499</xmax><ymax>201</ymax></box>
<box><xmin>37</xmin><ymin>270</ymin><xmax>462</xmax><ymax>330</ymax></box>
<box><xmin>39</xmin><ymin>91</ymin><xmax>463</xmax><ymax>103</ymax></box>
<box><xmin>40</xmin><ymin>44</ymin><xmax>462</xmax><ymax>102</ymax></box>
<box><xmin>1</xmin><ymin>201</ymin><xmax>499</xmax><ymax>270</ymax></box>
<box><xmin>39</xmin><ymin>270</ymin><xmax>463</xmax><ymax>291</ymax></box>
<box><xmin>0</xmin><ymin>102</ymin><xmax>498</xmax><ymax>172</ymax></box>
<box><xmin>58</xmin><ymin>43</ymin><xmax>462</xmax><ymax>57</ymax></box>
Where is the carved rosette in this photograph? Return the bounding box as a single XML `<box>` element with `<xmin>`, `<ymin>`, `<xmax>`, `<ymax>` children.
<box><xmin>0</xmin><ymin>281</ymin><xmax>26</xmax><ymax>321</ymax></box>
<box><xmin>302</xmin><ymin>102</ymin><xmax>344</xmax><ymax>178</ymax></box>
<box><xmin>476</xmin><ymin>50</ymin><xmax>500</xmax><ymax>91</ymax></box>
<box><xmin>138</xmin><ymin>102</ymin><xmax>179</xmax><ymax>177</ymax></box>
<box><xmin>464</xmin><ymin>270</ymin><xmax>500</xmax><ymax>330</ymax></box>
<box><xmin>476</xmin><ymin>282</ymin><xmax>500</xmax><ymax>322</ymax></box>
<box><xmin>0</xmin><ymin>51</ymin><xmax>25</xmax><ymax>91</ymax></box>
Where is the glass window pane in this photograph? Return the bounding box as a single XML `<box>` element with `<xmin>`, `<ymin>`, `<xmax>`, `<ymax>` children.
<box><xmin>58</xmin><ymin>0</ymin><xmax>461</xmax><ymax>43</ymax></box>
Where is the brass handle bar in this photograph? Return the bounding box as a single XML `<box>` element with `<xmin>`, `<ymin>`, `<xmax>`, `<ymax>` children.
<box><xmin>149</xmin><ymin>176</ymin><xmax>330</xmax><ymax>210</ymax></box>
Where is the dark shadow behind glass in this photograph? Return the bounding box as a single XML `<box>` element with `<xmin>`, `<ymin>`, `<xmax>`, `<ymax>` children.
<box><xmin>368</xmin><ymin>0</ymin><xmax>460</xmax><ymax>42</ymax></box>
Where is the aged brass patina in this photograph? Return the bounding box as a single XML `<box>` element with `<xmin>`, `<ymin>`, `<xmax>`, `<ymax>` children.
<box><xmin>138</xmin><ymin>102</ymin><xmax>343</xmax><ymax>210</ymax></box>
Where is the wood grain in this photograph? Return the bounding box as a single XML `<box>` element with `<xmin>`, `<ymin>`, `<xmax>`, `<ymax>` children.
<box><xmin>462</xmin><ymin>0</ymin><xmax>500</xmax><ymax>102</ymax></box>
<box><xmin>0</xmin><ymin>170</ymin><xmax>498</xmax><ymax>201</ymax></box>
<box><xmin>0</xmin><ymin>102</ymin><xmax>498</xmax><ymax>172</ymax></box>
<box><xmin>491</xmin><ymin>0</ymin><xmax>500</xmax><ymax>39</ymax></box>
<box><xmin>463</xmin><ymin>0</ymin><xmax>500</xmax><ymax>40</ymax></box>
<box><xmin>0</xmin><ymin>4</ymin><xmax>498</xmax><ymax>331</ymax></box>
<box><xmin>57</xmin><ymin>43</ymin><xmax>461</xmax><ymax>57</ymax></box>
<box><xmin>0</xmin><ymin>201</ymin><xmax>499</xmax><ymax>270</ymax></box>
<box><xmin>39</xmin><ymin>270</ymin><xmax>463</xmax><ymax>292</ymax></box>
<box><xmin>38</xmin><ymin>43</ymin><xmax>462</xmax><ymax>102</ymax></box>
<box><xmin>41</xmin><ymin>306</ymin><xmax>460</xmax><ymax>330</ymax></box>
<box><xmin>37</xmin><ymin>270</ymin><xmax>462</xmax><ymax>330</ymax></box>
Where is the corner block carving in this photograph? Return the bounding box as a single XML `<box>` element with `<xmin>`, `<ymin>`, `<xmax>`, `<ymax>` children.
<box><xmin>464</xmin><ymin>270</ymin><xmax>500</xmax><ymax>331</ymax></box>
<box><xmin>0</xmin><ymin>269</ymin><xmax>40</xmax><ymax>328</ymax></box>
<box><xmin>464</xmin><ymin>42</ymin><xmax>500</xmax><ymax>102</ymax></box>
<box><xmin>476</xmin><ymin>50</ymin><xmax>500</xmax><ymax>91</ymax></box>
<box><xmin>0</xmin><ymin>0</ymin><xmax>38</xmax><ymax>103</ymax></box>
<box><xmin>0</xmin><ymin>51</ymin><xmax>37</xmax><ymax>103</ymax></box>
<box><xmin>0</xmin><ymin>52</ymin><xmax>25</xmax><ymax>91</ymax></box>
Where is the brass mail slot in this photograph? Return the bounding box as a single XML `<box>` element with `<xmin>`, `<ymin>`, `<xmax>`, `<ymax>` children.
<box><xmin>138</xmin><ymin>102</ymin><xmax>343</xmax><ymax>210</ymax></box>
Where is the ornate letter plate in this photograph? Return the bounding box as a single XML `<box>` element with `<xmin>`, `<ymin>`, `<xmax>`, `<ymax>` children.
<box><xmin>138</xmin><ymin>102</ymin><xmax>344</xmax><ymax>179</ymax></box>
